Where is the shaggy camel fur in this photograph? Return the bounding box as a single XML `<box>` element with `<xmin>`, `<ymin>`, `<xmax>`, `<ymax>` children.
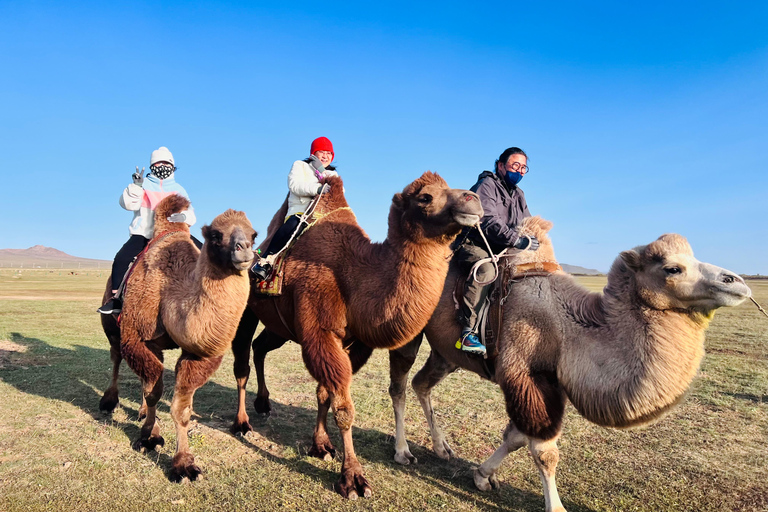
<box><xmin>115</xmin><ymin>194</ymin><xmax>256</xmax><ymax>482</ymax></box>
<box><xmin>229</xmin><ymin>172</ymin><xmax>483</xmax><ymax>499</ymax></box>
<box><xmin>387</xmin><ymin>217</ymin><xmax>751</xmax><ymax>512</ymax></box>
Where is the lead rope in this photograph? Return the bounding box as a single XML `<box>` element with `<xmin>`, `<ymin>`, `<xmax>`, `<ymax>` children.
<box><xmin>469</xmin><ymin>222</ymin><xmax>506</xmax><ymax>285</ymax></box>
<box><xmin>751</xmin><ymin>297</ymin><xmax>768</xmax><ymax>318</ymax></box>
<box><xmin>267</xmin><ymin>183</ymin><xmax>329</xmax><ymax>263</ymax></box>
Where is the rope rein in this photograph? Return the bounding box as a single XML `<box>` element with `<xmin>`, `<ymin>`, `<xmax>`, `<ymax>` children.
<box><xmin>751</xmin><ymin>297</ymin><xmax>768</xmax><ymax>318</ymax></box>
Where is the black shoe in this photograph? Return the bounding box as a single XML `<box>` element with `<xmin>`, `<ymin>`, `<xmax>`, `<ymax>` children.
<box><xmin>98</xmin><ymin>297</ymin><xmax>122</xmax><ymax>315</ymax></box>
<box><xmin>251</xmin><ymin>263</ymin><xmax>271</xmax><ymax>281</ymax></box>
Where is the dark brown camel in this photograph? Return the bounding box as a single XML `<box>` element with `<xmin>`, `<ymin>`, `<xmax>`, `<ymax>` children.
<box><xmin>102</xmin><ymin>194</ymin><xmax>256</xmax><ymax>482</ymax></box>
<box><xmin>387</xmin><ymin>217</ymin><xmax>751</xmax><ymax>512</ymax></box>
<box><xmin>229</xmin><ymin>172</ymin><xmax>483</xmax><ymax>499</ymax></box>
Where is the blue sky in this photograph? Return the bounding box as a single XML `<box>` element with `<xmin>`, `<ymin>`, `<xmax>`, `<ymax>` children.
<box><xmin>1</xmin><ymin>1</ymin><xmax>766</xmax><ymax>274</ymax></box>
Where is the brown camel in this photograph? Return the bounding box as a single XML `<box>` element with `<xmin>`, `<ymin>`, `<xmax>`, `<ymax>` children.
<box><xmin>111</xmin><ymin>194</ymin><xmax>256</xmax><ymax>482</ymax></box>
<box><xmin>387</xmin><ymin>216</ymin><xmax>752</xmax><ymax>512</ymax></box>
<box><xmin>229</xmin><ymin>172</ymin><xmax>483</xmax><ymax>499</ymax></box>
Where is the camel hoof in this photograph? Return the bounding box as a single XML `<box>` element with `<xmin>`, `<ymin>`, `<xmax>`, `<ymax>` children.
<box><xmin>99</xmin><ymin>392</ymin><xmax>119</xmax><ymax>413</ymax></box>
<box><xmin>308</xmin><ymin>443</ymin><xmax>336</xmax><ymax>461</ymax></box>
<box><xmin>434</xmin><ymin>440</ymin><xmax>454</xmax><ymax>460</ymax></box>
<box><xmin>253</xmin><ymin>396</ymin><xmax>272</xmax><ymax>416</ymax></box>
<box><xmin>334</xmin><ymin>470</ymin><xmax>372</xmax><ymax>500</ymax></box>
<box><xmin>171</xmin><ymin>453</ymin><xmax>202</xmax><ymax>483</ymax></box>
<box><xmin>473</xmin><ymin>467</ymin><xmax>497</xmax><ymax>491</ymax></box>
<box><xmin>132</xmin><ymin>435</ymin><xmax>165</xmax><ymax>452</ymax></box>
<box><xmin>394</xmin><ymin>450</ymin><xmax>418</xmax><ymax>465</ymax></box>
<box><xmin>230</xmin><ymin>421</ymin><xmax>253</xmax><ymax>436</ymax></box>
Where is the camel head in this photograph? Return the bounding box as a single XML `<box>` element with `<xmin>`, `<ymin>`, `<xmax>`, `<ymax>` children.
<box><xmin>201</xmin><ymin>209</ymin><xmax>257</xmax><ymax>272</ymax></box>
<box><xmin>616</xmin><ymin>233</ymin><xmax>751</xmax><ymax>314</ymax></box>
<box><xmin>389</xmin><ymin>171</ymin><xmax>483</xmax><ymax>243</ymax></box>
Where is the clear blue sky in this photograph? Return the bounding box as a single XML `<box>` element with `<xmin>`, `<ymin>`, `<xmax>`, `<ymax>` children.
<box><xmin>1</xmin><ymin>1</ymin><xmax>766</xmax><ymax>274</ymax></box>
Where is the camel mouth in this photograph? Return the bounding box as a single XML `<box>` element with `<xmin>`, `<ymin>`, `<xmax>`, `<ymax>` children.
<box><xmin>232</xmin><ymin>259</ymin><xmax>253</xmax><ymax>271</ymax></box>
<box><xmin>453</xmin><ymin>213</ymin><xmax>480</xmax><ymax>227</ymax></box>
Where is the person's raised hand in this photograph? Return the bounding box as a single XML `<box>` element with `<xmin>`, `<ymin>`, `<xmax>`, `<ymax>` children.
<box><xmin>132</xmin><ymin>166</ymin><xmax>145</xmax><ymax>186</ymax></box>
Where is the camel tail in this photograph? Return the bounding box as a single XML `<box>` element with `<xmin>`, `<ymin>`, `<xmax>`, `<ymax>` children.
<box><xmin>153</xmin><ymin>194</ymin><xmax>191</xmax><ymax>234</ymax></box>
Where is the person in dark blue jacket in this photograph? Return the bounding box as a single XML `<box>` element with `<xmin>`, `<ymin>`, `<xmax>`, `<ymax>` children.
<box><xmin>454</xmin><ymin>147</ymin><xmax>540</xmax><ymax>355</ymax></box>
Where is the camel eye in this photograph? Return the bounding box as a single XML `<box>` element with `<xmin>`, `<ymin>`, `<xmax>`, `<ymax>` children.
<box><xmin>664</xmin><ymin>266</ymin><xmax>682</xmax><ymax>275</ymax></box>
<box><xmin>417</xmin><ymin>194</ymin><xmax>432</xmax><ymax>204</ymax></box>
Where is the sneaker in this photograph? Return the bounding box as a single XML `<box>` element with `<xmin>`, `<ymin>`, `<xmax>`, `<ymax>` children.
<box><xmin>455</xmin><ymin>330</ymin><xmax>486</xmax><ymax>355</ymax></box>
<box><xmin>251</xmin><ymin>262</ymin><xmax>272</xmax><ymax>281</ymax></box>
<box><xmin>97</xmin><ymin>297</ymin><xmax>122</xmax><ymax>315</ymax></box>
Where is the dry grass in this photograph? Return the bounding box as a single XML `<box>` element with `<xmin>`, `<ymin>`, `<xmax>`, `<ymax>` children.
<box><xmin>0</xmin><ymin>270</ymin><xmax>766</xmax><ymax>512</ymax></box>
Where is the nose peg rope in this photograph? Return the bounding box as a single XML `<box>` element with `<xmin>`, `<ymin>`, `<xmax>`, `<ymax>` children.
<box><xmin>751</xmin><ymin>297</ymin><xmax>768</xmax><ymax>318</ymax></box>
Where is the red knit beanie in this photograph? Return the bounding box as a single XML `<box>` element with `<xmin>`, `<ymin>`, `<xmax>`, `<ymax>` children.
<box><xmin>310</xmin><ymin>137</ymin><xmax>334</xmax><ymax>160</ymax></box>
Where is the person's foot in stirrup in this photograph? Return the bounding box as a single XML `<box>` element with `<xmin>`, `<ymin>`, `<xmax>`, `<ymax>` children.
<box><xmin>455</xmin><ymin>329</ymin><xmax>486</xmax><ymax>355</ymax></box>
<box><xmin>97</xmin><ymin>297</ymin><xmax>122</xmax><ymax>315</ymax></box>
<box><xmin>251</xmin><ymin>262</ymin><xmax>271</xmax><ymax>281</ymax></box>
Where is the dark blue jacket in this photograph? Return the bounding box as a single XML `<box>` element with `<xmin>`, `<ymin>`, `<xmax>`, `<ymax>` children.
<box><xmin>465</xmin><ymin>170</ymin><xmax>530</xmax><ymax>254</ymax></box>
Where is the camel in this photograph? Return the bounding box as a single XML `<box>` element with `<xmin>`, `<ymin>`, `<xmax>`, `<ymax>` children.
<box><xmin>109</xmin><ymin>194</ymin><xmax>256</xmax><ymax>482</ymax></box>
<box><xmin>387</xmin><ymin>216</ymin><xmax>752</xmax><ymax>512</ymax></box>
<box><xmin>229</xmin><ymin>172</ymin><xmax>483</xmax><ymax>499</ymax></box>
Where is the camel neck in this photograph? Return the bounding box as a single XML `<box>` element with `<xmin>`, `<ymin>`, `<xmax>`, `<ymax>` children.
<box><xmin>559</xmin><ymin>289</ymin><xmax>709</xmax><ymax>429</ymax></box>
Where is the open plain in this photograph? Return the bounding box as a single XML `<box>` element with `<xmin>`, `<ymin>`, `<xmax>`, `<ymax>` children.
<box><xmin>1</xmin><ymin>269</ymin><xmax>766</xmax><ymax>512</ymax></box>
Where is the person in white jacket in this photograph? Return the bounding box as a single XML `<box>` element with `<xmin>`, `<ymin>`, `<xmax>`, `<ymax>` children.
<box><xmin>98</xmin><ymin>146</ymin><xmax>198</xmax><ymax>314</ymax></box>
<box><xmin>252</xmin><ymin>136</ymin><xmax>338</xmax><ymax>280</ymax></box>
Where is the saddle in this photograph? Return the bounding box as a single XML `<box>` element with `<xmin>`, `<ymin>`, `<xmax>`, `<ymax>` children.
<box><xmin>454</xmin><ymin>256</ymin><xmax>561</xmax><ymax>375</ymax></box>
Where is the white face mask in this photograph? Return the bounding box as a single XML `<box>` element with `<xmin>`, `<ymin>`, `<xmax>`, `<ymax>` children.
<box><xmin>151</xmin><ymin>164</ymin><xmax>174</xmax><ymax>180</ymax></box>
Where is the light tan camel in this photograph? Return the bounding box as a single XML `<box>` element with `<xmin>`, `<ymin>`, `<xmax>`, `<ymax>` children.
<box><xmin>229</xmin><ymin>172</ymin><xmax>483</xmax><ymax>498</ymax></box>
<box><xmin>388</xmin><ymin>217</ymin><xmax>751</xmax><ymax>512</ymax></box>
<box><xmin>118</xmin><ymin>194</ymin><xmax>256</xmax><ymax>482</ymax></box>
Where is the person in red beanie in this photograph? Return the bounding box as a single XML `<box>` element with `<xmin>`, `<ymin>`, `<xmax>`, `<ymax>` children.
<box><xmin>251</xmin><ymin>137</ymin><xmax>338</xmax><ymax>280</ymax></box>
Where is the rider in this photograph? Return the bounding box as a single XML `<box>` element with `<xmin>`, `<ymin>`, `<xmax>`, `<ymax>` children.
<box><xmin>454</xmin><ymin>147</ymin><xmax>540</xmax><ymax>355</ymax></box>
<box><xmin>98</xmin><ymin>146</ymin><xmax>198</xmax><ymax>314</ymax></box>
<box><xmin>251</xmin><ymin>136</ymin><xmax>338</xmax><ymax>280</ymax></box>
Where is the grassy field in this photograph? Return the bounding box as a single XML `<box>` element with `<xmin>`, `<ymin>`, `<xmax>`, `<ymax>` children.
<box><xmin>0</xmin><ymin>269</ymin><xmax>766</xmax><ymax>512</ymax></box>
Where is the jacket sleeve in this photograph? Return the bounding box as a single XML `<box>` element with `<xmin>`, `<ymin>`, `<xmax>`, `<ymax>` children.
<box><xmin>287</xmin><ymin>160</ymin><xmax>321</xmax><ymax>198</ymax></box>
<box><xmin>476</xmin><ymin>180</ymin><xmax>522</xmax><ymax>248</ymax></box>
<box><xmin>119</xmin><ymin>183</ymin><xmax>144</xmax><ymax>211</ymax></box>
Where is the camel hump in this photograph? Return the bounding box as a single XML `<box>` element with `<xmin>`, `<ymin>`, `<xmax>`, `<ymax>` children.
<box><xmin>153</xmin><ymin>194</ymin><xmax>191</xmax><ymax>234</ymax></box>
<box><xmin>519</xmin><ymin>216</ymin><xmax>553</xmax><ymax>239</ymax></box>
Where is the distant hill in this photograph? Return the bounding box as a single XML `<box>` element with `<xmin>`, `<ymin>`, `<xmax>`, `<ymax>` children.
<box><xmin>0</xmin><ymin>245</ymin><xmax>111</xmax><ymax>269</ymax></box>
<box><xmin>560</xmin><ymin>263</ymin><xmax>603</xmax><ymax>275</ymax></box>
<box><xmin>1</xmin><ymin>245</ymin><xmax>604</xmax><ymax>274</ymax></box>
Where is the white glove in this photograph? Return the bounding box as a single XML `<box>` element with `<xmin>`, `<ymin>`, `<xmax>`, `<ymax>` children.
<box><xmin>167</xmin><ymin>213</ymin><xmax>186</xmax><ymax>223</ymax></box>
<box><xmin>322</xmin><ymin>170</ymin><xmax>338</xmax><ymax>178</ymax></box>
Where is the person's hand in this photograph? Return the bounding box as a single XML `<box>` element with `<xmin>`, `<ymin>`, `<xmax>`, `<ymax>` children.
<box><xmin>167</xmin><ymin>213</ymin><xmax>186</xmax><ymax>223</ymax></box>
<box><xmin>514</xmin><ymin>235</ymin><xmax>539</xmax><ymax>251</ymax></box>
<box><xmin>308</xmin><ymin>155</ymin><xmax>325</xmax><ymax>173</ymax></box>
<box><xmin>132</xmin><ymin>166</ymin><xmax>145</xmax><ymax>186</ymax></box>
<box><xmin>316</xmin><ymin>183</ymin><xmax>329</xmax><ymax>195</ymax></box>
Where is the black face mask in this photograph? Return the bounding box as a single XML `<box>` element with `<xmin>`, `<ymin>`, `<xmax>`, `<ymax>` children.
<box><xmin>150</xmin><ymin>164</ymin><xmax>174</xmax><ymax>180</ymax></box>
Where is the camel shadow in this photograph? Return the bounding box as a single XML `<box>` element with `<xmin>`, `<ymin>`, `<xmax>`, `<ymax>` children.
<box><xmin>0</xmin><ymin>332</ymin><xmax>594</xmax><ymax>511</ymax></box>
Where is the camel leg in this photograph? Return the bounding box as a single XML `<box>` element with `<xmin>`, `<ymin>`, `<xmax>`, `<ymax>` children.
<box><xmin>308</xmin><ymin>340</ymin><xmax>371</xmax><ymax>462</ymax></box>
<box><xmin>231</xmin><ymin>307</ymin><xmax>259</xmax><ymax>434</ymax></box>
<box><xmin>253</xmin><ymin>329</ymin><xmax>289</xmax><ymax>416</ymax></box>
<box><xmin>99</xmin><ymin>338</ymin><xmax>122</xmax><ymax>413</ymax></box>
<box><xmin>308</xmin><ymin>383</ymin><xmax>336</xmax><ymax>461</ymax></box>
<box><xmin>528</xmin><ymin>435</ymin><xmax>565</xmax><ymax>512</ymax></box>
<box><xmin>388</xmin><ymin>335</ymin><xmax>423</xmax><ymax>465</ymax></box>
<box><xmin>474</xmin><ymin>422</ymin><xmax>527</xmax><ymax>490</ymax></box>
<box><xmin>411</xmin><ymin>348</ymin><xmax>458</xmax><ymax>460</ymax></box>
<box><xmin>301</xmin><ymin>335</ymin><xmax>372</xmax><ymax>499</ymax></box>
<box><xmin>169</xmin><ymin>351</ymin><xmax>224</xmax><ymax>482</ymax></box>
<box><xmin>120</xmin><ymin>332</ymin><xmax>165</xmax><ymax>452</ymax></box>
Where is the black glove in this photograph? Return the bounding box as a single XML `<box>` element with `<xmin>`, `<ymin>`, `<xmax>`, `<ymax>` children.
<box><xmin>308</xmin><ymin>155</ymin><xmax>325</xmax><ymax>173</ymax></box>
<box><xmin>132</xmin><ymin>166</ymin><xmax>145</xmax><ymax>186</ymax></box>
<box><xmin>514</xmin><ymin>235</ymin><xmax>539</xmax><ymax>251</ymax></box>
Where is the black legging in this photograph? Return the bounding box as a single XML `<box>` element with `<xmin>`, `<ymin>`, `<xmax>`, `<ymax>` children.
<box><xmin>110</xmin><ymin>233</ymin><xmax>203</xmax><ymax>291</ymax></box>
<box><xmin>262</xmin><ymin>214</ymin><xmax>306</xmax><ymax>258</ymax></box>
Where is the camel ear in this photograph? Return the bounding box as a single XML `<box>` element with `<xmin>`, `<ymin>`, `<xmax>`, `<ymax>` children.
<box><xmin>202</xmin><ymin>225</ymin><xmax>222</xmax><ymax>244</ymax></box>
<box><xmin>620</xmin><ymin>250</ymin><xmax>643</xmax><ymax>272</ymax></box>
<box><xmin>392</xmin><ymin>192</ymin><xmax>405</xmax><ymax>211</ymax></box>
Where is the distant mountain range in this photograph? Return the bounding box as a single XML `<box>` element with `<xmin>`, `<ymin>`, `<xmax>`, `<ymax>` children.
<box><xmin>0</xmin><ymin>245</ymin><xmax>603</xmax><ymax>274</ymax></box>
<box><xmin>0</xmin><ymin>245</ymin><xmax>111</xmax><ymax>269</ymax></box>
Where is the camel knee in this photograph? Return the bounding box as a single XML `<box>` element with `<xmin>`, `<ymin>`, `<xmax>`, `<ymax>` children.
<box><xmin>531</xmin><ymin>444</ymin><xmax>560</xmax><ymax>476</ymax></box>
<box><xmin>331</xmin><ymin>396</ymin><xmax>355</xmax><ymax>431</ymax></box>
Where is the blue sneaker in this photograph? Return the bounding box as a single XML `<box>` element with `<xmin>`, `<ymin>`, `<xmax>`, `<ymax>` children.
<box><xmin>455</xmin><ymin>331</ymin><xmax>486</xmax><ymax>355</ymax></box>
